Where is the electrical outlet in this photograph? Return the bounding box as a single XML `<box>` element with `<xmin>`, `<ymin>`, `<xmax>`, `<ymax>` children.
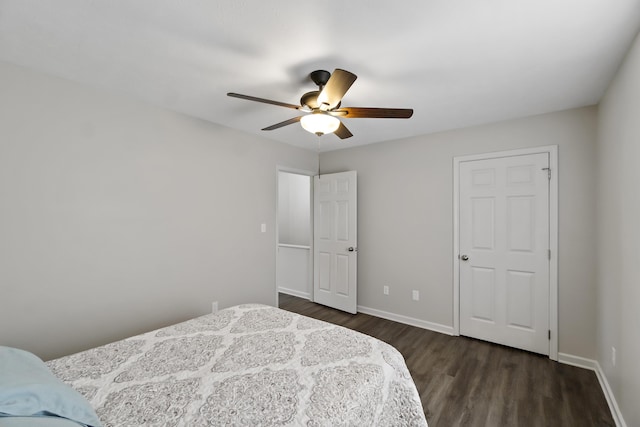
<box><xmin>412</xmin><ymin>290</ymin><xmax>419</xmax><ymax>301</ymax></box>
<box><xmin>212</xmin><ymin>301</ymin><xmax>219</xmax><ymax>314</ymax></box>
<box><xmin>612</xmin><ymin>347</ymin><xmax>616</xmax><ymax>367</ymax></box>
<box><xmin>383</xmin><ymin>286</ymin><xmax>389</xmax><ymax>295</ymax></box>
<box><xmin>261</xmin><ymin>223</ymin><xmax>266</xmax><ymax>233</ymax></box>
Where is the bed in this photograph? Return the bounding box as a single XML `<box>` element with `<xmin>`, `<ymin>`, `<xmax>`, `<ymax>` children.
<box><xmin>2</xmin><ymin>304</ymin><xmax>427</xmax><ymax>426</ymax></box>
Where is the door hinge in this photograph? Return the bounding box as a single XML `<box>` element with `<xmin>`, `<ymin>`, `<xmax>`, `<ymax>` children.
<box><xmin>548</xmin><ymin>330</ymin><xmax>551</xmax><ymax>340</ymax></box>
<box><xmin>542</xmin><ymin>167</ymin><xmax>551</xmax><ymax>180</ymax></box>
<box><xmin>548</xmin><ymin>249</ymin><xmax>551</xmax><ymax>260</ymax></box>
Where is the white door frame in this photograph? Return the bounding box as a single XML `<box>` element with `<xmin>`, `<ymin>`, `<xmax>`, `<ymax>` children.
<box><xmin>275</xmin><ymin>166</ymin><xmax>315</xmax><ymax>306</ymax></box>
<box><xmin>453</xmin><ymin>145</ymin><xmax>558</xmax><ymax>361</ymax></box>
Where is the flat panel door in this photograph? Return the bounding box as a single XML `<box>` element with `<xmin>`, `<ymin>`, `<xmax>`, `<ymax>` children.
<box><xmin>459</xmin><ymin>153</ymin><xmax>549</xmax><ymax>355</ymax></box>
<box><xmin>313</xmin><ymin>171</ymin><xmax>357</xmax><ymax>313</ymax></box>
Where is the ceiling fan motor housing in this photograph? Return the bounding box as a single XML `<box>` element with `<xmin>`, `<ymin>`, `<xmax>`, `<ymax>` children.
<box><xmin>300</xmin><ymin>91</ymin><xmax>320</xmax><ymax>109</ymax></box>
<box><xmin>301</xmin><ymin>70</ymin><xmax>334</xmax><ymax>109</ymax></box>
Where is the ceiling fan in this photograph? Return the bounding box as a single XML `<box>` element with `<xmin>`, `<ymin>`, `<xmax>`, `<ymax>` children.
<box><xmin>227</xmin><ymin>69</ymin><xmax>413</xmax><ymax>139</ymax></box>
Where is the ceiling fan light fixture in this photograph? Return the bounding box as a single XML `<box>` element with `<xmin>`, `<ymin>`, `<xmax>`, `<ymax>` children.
<box><xmin>300</xmin><ymin>112</ymin><xmax>340</xmax><ymax>136</ymax></box>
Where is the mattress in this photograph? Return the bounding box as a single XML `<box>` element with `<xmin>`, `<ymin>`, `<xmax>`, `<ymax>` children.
<box><xmin>46</xmin><ymin>304</ymin><xmax>428</xmax><ymax>426</ymax></box>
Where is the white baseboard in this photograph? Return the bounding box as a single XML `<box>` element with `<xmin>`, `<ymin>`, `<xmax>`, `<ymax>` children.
<box><xmin>356</xmin><ymin>305</ymin><xmax>455</xmax><ymax>336</ymax></box>
<box><xmin>277</xmin><ymin>287</ymin><xmax>311</xmax><ymax>300</ymax></box>
<box><xmin>558</xmin><ymin>353</ymin><xmax>626</xmax><ymax>427</ymax></box>
<box><xmin>558</xmin><ymin>352</ymin><xmax>598</xmax><ymax>370</ymax></box>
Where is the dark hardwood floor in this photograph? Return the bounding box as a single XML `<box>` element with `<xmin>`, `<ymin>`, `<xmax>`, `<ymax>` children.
<box><xmin>278</xmin><ymin>293</ymin><xmax>614</xmax><ymax>427</ymax></box>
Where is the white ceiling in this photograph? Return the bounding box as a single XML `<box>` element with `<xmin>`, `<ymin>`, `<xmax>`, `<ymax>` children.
<box><xmin>1</xmin><ymin>1</ymin><xmax>639</xmax><ymax>152</ymax></box>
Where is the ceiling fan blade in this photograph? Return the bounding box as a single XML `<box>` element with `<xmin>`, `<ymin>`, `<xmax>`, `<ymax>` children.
<box><xmin>228</xmin><ymin>93</ymin><xmax>300</xmax><ymax>110</ymax></box>
<box><xmin>334</xmin><ymin>122</ymin><xmax>353</xmax><ymax>139</ymax></box>
<box><xmin>336</xmin><ymin>107</ymin><xmax>413</xmax><ymax>119</ymax></box>
<box><xmin>262</xmin><ymin>116</ymin><xmax>302</xmax><ymax>131</ymax></box>
<box><xmin>317</xmin><ymin>69</ymin><xmax>357</xmax><ymax>110</ymax></box>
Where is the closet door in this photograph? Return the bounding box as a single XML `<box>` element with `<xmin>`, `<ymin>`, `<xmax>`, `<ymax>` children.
<box><xmin>459</xmin><ymin>153</ymin><xmax>550</xmax><ymax>355</ymax></box>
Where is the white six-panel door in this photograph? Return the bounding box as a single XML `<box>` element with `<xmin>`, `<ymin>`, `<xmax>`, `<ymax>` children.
<box><xmin>459</xmin><ymin>153</ymin><xmax>550</xmax><ymax>355</ymax></box>
<box><xmin>313</xmin><ymin>171</ymin><xmax>357</xmax><ymax>314</ymax></box>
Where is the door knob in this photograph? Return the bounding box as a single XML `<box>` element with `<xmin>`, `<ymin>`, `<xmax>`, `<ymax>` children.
<box><xmin>460</xmin><ymin>254</ymin><xmax>469</xmax><ymax>261</ymax></box>
<box><xmin>347</xmin><ymin>247</ymin><xmax>357</xmax><ymax>252</ymax></box>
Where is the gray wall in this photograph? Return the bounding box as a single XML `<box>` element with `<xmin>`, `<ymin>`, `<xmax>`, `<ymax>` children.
<box><xmin>321</xmin><ymin>107</ymin><xmax>598</xmax><ymax>359</ymax></box>
<box><xmin>597</xmin><ymin>31</ymin><xmax>640</xmax><ymax>427</ymax></box>
<box><xmin>0</xmin><ymin>61</ymin><xmax>317</xmax><ymax>361</ymax></box>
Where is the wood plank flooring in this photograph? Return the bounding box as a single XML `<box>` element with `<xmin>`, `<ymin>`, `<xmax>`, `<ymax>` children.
<box><xmin>278</xmin><ymin>293</ymin><xmax>614</xmax><ymax>427</ymax></box>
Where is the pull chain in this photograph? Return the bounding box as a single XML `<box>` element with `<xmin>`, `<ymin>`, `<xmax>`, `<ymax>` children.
<box><xmin>317</xmin><ymin>138</ymin><xmax>322</xmax><ymax>178</ymax></box>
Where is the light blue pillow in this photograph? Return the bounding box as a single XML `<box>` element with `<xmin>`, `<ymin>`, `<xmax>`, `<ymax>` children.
<box><xmin>0</xmin><ymin>416</ymin><xmax>83</xmax><ymax>426</ymax></box>
<box><xmin>0</xmin><ymin>346</ymin><xmax>102</xmax><ymax>427</ymax></box>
